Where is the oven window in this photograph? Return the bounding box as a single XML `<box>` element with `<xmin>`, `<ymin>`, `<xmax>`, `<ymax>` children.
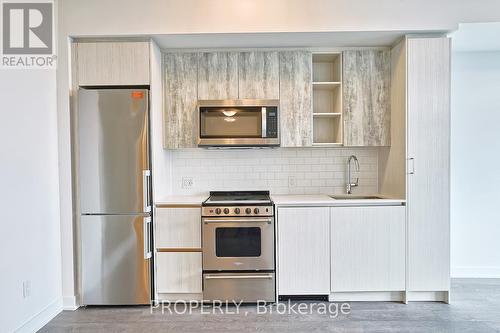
<box><xmin>200</xmin><ymin>107</ymin><xmax>262</xmax><ymax>138</ymax></box>
<box><xmin>215</xmin><ymin>227</ymin><xmax>261</xmax><ymax>257</ymax></box>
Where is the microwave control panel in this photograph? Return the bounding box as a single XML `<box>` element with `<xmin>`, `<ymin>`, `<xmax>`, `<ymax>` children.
<box><xmin>266</xmin><ymin>107</ymin><xmax>278</xmax><ymax>138</ymax></box>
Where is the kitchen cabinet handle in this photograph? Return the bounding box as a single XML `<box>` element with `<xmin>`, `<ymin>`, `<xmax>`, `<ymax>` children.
<box><xmin>204</xmin><ymin>274</ymin><xmax>273</xmax><ymax>280</ymax></box>
<box><xmin>262</xmin><ymin>107</ymin><xmax>267</xmax><ymax>138</ymax></box>
<box><xmin>408</xmin><ymin>158</ymin><xmax>415</xmax><ymax>175</ymax></box>
<box><xmin>143</xmin><ymin>170</ymin><xmax>151</xmax><ymax>212</ymax></box>
<box><xmin>203</xmin><ymin>218</ymin><xmax>272</xmax><ymax>224</ymax></box>
<box><xmin>143</xmin><ymin>216</ymin><xmax>152</xmax><ymax>259</ymax></box>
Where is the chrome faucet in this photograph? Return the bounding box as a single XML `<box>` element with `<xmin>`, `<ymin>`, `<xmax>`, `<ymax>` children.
<box><xmin>346</xmin><ymin>155</ymin><xmax>359</xmax><ymax>194</ymax></box>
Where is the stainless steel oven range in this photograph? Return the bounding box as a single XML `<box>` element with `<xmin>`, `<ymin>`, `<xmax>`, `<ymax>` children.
<box><xmin>202</xmin><ymin>191</ymin><xmax>275</xmax><ymax>303</ymax></box>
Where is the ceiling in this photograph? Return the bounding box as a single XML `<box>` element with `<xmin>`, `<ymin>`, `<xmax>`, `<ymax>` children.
<box><xmin>151</xmin><ymin>30</ymin><xmax>441</xmax><ymax>50</ymax></box>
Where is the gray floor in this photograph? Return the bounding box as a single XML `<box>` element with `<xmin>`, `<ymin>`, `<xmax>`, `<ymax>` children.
<box><xmin>40</xmin><ymin>279</ymin><xmax>500</xmax><ymax>333</ymax></box>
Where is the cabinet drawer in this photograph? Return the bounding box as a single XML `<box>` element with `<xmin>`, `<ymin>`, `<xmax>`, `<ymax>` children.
<box><xmin>155</xmin><ymin>207</ymin><xmax>201</xmax><ymax>248</ymax></box>
<box><xmin>156</xmin><ymin>252</ymin><xmax>202</xmax><ymax>294</ymax></box>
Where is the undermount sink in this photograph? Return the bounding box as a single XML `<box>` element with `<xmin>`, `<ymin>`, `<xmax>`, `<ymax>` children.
<box><xmin>330</xmin><ymin>194</ymin><xmax>386</xmax><ymax>200</ymax></box>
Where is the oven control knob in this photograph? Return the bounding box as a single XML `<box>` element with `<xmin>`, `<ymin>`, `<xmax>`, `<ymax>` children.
<box><xmin>245</xmin><ymin>208</ymin><xmax>252</xmax><ymax>214</ymax></box>
<box><xmin>254</xmin><ymin>208</ymin><xmax>260</xmax><ymax>214</ymax></box>
<box><xmin>223</xmin><ymin>208</ymin><xmax>230</xmax><ymax>214</ymax></box>
<box><xmin>234</xmin><ymin>208</ymin><xmax>240</xmax><ymax>214</ymax></box>
<box><xmin>215</xmin><ymin>208</ymin><xmax>222</xmax><ymax>215</ymax></box>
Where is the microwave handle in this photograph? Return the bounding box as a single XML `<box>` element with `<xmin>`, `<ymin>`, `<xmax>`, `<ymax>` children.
<box><xmin>261</xmin><ymin>107</ymin><xmax>267</xmax><ymax>138</ymax></box>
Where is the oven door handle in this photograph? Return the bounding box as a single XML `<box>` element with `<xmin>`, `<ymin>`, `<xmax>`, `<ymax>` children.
<box><xmin>204</xmin><ymin>274</ymin><xmax>274</xmax><ymax>280</ymax></box>
<box><xmin>203</xmin><ymin>218</ymin><xmax>272</xmax><ymax>224</ymax></box>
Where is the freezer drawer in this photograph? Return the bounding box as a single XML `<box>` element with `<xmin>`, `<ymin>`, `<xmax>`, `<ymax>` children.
<box><xmin>81</xmin><ymin>214</ymin><xmax>152</xmax><ymax>305</ymax></box>
<box><xmin>203</xmin><ymin>272</ymin><xmax>275</xmax><ymax>303</ymax></box>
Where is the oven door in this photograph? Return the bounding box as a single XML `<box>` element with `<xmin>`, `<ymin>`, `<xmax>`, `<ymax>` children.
<box><xmin>202</xmin><ymin>216</ymin><xmax>275</xmax><ymax>271</ymax></box>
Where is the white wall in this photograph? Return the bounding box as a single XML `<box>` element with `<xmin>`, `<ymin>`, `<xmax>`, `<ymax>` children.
<box><xmin>0</xmin><ymin>69</ymin><xmax>62</xmax><ymax>331</ymax></box>
<box><xmin>167</xmin><ymin>148</ymin><xmax>378</xmax><ymax>197</ymax></box>
<box><xmin>451</xmin><ymin>51</ymin><xmax>500</xmax><ymax>278</ymax></box>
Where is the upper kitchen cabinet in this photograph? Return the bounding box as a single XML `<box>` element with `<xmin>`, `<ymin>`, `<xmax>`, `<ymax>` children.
<box><xmin>312</xmin><ymin>53</ymin><xmax>343</xmax><ymax>146</ymax></box>
<box><xmin>343</xmin><ymin>50</ymin><xmax>391</xmax><ymax>146</ymax></box>
<box><xmin>198</xmin><ymin>52</ymin><xmax>238</xmax><ymax>100</ymax></box>
<box><xmin>238</xmin><ymin>52</ymin><xmax>279</xmax><ymax>99</ymax></box>
<box><xmin>279</xmin><ymin>51</ymin><xmax>313</xmax><ymax>147</ymax></box>
<box><xmin>164</xmin><ymin>53</ymin><xmax>198</xmax><ymax>149</ymax></box>
<box><xmin>75</xmin><ymin>41</ymin><xmax>150</xmax><ymax>86</ymax></box>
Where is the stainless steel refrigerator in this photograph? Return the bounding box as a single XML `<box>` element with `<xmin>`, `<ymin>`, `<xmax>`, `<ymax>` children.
<box><xmin>78</xmin><ymin>88</ymin><xmax>152</xmax><ymax>305</ymax></box>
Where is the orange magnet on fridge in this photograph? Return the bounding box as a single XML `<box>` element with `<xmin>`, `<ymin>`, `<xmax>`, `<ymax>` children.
<box><xmin>131</xmin><ymin>91</ymin><xmax>144</xmax><ymax>99</ymax></box>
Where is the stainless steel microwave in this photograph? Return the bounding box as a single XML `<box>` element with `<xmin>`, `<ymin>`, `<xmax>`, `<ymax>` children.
<box><xmin>197</xmin><ymin>99</ymin><xmax>280</xmax><ymax>147</ymax></box>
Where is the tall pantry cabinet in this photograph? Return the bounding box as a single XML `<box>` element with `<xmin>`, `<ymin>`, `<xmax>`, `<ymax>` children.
<box><xmin>406</xmin><ymin>37</ymin><xmax>451</xmax><ymax>302</ymax></box>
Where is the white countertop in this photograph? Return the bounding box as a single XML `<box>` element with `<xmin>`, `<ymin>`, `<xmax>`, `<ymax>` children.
<box><xmin>155</xmin><ymin>194</ymin><xmax>208</xmax><ymax>206</ymax></box>
<box><xmin>272</xmin><ymin>194</ymin><xmax>405</xmax><ymax>207</ymax></box>
<box><xmin>155</xmin><ymin>193</ymin><xmax>405</xmax><ymax>207</ymax></box>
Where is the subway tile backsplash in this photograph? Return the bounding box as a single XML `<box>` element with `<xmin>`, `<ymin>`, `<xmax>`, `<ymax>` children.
<box><xmin>169</xmin><ymin>148</ymin><xmax>379</xmax><ymax>195</ymax></box>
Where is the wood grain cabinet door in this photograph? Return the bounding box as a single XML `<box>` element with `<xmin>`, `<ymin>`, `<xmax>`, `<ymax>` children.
<box><xmin>198</xmin><ymin>52</ymin><xmax>238</xmax><ymax>100</ymax></box>
<box><xmin>76</xmin><ymin>41</ymin><xmax>150</xmax><ymax>86</ymax></box>
<box><xmin>279</xmin><ymin>51</ymin><xmax>313</xmax><ymax>147</ymax></box>
<box><xmin>406</xmin><ymin>37</ymin><xmax>451</xmax><ymax>292</ymax></box>
<box><xmin>163</xmin><ymin>53</ymin><xmax>198</xmax><ymax>148</ymax></box>
<box><xmin>343</xmin><ymin>50</ymin><xmax>391</xmax><ymax>146</ymax></box>
<box><xmin>238</xmin><ymin>51</ymin><xmax>279</xmax><ymax>99</ymax></box>
<box><xmin>156</xmin><ymin>252</ymin><xmax>202</xmax><ymax>294</ymax></box>
<box><xmin>277</xmin><ymin>207</ymin><xmax>330</xmax><ymax>295</ymax></box>
<box><xmin>155</xmin><ymin>207</ymin><xmax>201</xmax><ymax>249</ymax></box>
<box><xmin>330</xmin><ymin>206</ymin><xmax>406</xmax><ymax>292</ymax></box>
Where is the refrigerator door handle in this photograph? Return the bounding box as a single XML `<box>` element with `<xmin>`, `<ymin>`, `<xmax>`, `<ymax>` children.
<box><xmin>143</xmin><ymin>216</ymin><xmax>152</xmax><ymax>259</ymax></box>
<box><xmin>143</xmin><ymin>170</ymin><xmax>151</xmax><ymax>212</ymax></box>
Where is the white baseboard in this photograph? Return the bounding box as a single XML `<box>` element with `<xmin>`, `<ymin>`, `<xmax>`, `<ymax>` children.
<box><xmin>451</xmin><ymin>266</ymin><xmax>500</xmax><ymax>278</ymax></box>
<box><xmin>15</xmin><ymin>298</ymin><xmax>62</xmax><ymax>333</ymax></box>
<box><xmin>329</xmin><ymin>291</ymin><xmax>404</xmax><ymax>302</ymax></box>
<box><xmin>406</xmin><ymin>291</ymin><xmax>449</xmax><ymax>303</ymax></box>
<box><xmin>63</xmin><ymin>296</ymin><xmax>79</xmax><ymax>311</ymax></box>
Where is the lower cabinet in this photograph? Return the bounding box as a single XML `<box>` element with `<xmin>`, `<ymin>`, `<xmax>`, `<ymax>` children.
<box><xmin>156</xmin><ymin>252</ymin><xmax>202</xmax><ymax>294</ymax></box>
<box><xmin>156</xmin><ymin>207</ymin><xmax>201</xmax><ymax>248</ymax></box>
<box><xmin>277</xmin><ymin>207</ymin><xmax>330</xmax><ymax>295</ymax></box>
<box><xmin>330</xmin><ymin>206</ymin><xmax>405</xmax><ymax>292</ymax></box>
<box><xmin>154</xmin><ymin>205</ymin><xmax>202</xmax><ymax>299</ymax></box>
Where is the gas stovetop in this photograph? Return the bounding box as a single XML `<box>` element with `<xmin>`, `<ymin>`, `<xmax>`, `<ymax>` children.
<box><xmin>202</xmin><ymin>191</ymin><xmax>273</xmax><ymax>217</ymax></box>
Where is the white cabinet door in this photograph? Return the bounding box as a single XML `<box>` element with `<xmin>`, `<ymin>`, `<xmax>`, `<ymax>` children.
<box><xmin>155</xmin><ymin>207</ymin><xmax>201</xmax><ymax>248</ymax></box>
<box><xmin>76</xmin><ymin>41</ymin><xmax>150</xmax><ymax>86</ymax></box>
<box><xmin>277</xmin><ymin>207</ymin><xmax>330</xmax><ymax>295</ymax></box>
<box><xmin>407</xmin><ymin>37</ymin><xmax>451</xmax><ymax>292</ymax></box>
<box><xmin>330</xmin><ymin>206</ymin><xmax>405</xmax><ymax>292</ymax></box>
<box><xmin>156</xmin><ymin>252</ymin><xmax>202</xmax><ymax>294</ymax></box>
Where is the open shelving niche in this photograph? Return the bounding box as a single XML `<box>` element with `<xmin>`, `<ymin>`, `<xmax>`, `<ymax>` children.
<box><xmin>312</xmin><ymin>53</ymin><xmax>343</xmax><ymax>146</ymax></box>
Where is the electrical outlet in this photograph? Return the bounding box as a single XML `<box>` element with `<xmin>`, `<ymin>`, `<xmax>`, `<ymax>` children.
<box><xmin>182</xmin><ymin>177</ymin><xmax>194</xmax><ymax>189</ymax></box>
<box><xmin>288</xmin><ymin>176</ymin><xmax>296</xmax><ymax>188</ymax></box>
<box><xmin>22</xmin><ymin>280</ymin><xmax>31</xmax><ymax>298</ymax></box>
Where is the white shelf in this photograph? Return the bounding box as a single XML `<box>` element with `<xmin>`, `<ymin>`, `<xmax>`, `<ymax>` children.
<box><xmin>313</xmin><ymin>113</ymin><xmax>342</xmax><ymax>117</ymax></box>
<box><xmin>312</xmin><ymin>142</ymin><xmax>343</xmax><ymax>147</ymax></box>
<box><xmin>312</xmin><ymin>52</ymin><xmax>343</xmax><ymax>147</ymax></box>
<box><xmin>313</xmin><ymin>82</ymin><xmax>341</xmax><ymax>90</ymax></box>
